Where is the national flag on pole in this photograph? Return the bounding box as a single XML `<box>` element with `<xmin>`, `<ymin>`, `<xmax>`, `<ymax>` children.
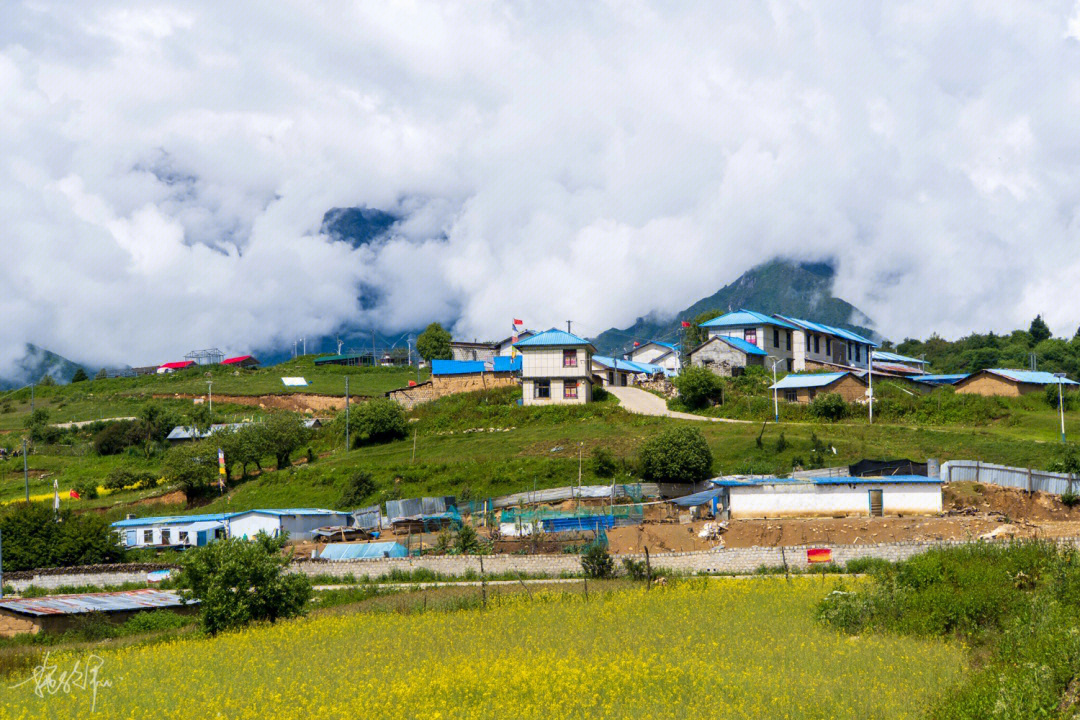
<box><xmin>681</xmin><ymin>321</ymin><xmax>691</xmax><ymax>328</ymax></box>
<box><xmin>807</xmin><ymin>548</ymin><xmax>832</xmax><ymax>564</ymax></box>
<box><xmin>217</xmin><ymin>448</ymin><xmax>226</xmax><ymax>492</ymax></box>
<box><xmin>513</xmin><ymin>319</ymin><xmax>523</xmax><ymax>326</ymax></box>
<box><xmin>69</xmin><ymin>489</ymin><xmax>81</xmax><ymax>500</ymax></box>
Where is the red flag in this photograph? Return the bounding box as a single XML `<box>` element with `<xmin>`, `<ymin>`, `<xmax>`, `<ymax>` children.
<box><xmin>807</xmin><ymin>548</ymin><xmax>832</xmax><ymax>564</ymax></box>
<box><xmin>69</xmin><ymin>489</ymin><xmax>81</xmax><ymax>500</ymax></box>
<box><xmin>513</xmin><ymin>318</ymin><xmax>523</xmax><ymax>326</ymax></box>
<box><xmin>633</xmin><ymin>341</ymin><xmax>640</xmax><ymax>347</ymax></box>
<box><xmin>681</xmin><ymin>321</ymin><xmax>691</xmax><ymax>328</ymax></box>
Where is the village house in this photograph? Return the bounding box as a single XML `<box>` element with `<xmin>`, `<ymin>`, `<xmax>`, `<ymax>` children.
<box><xmin>157</xmin><ymin>360</ymin><xmax>195</xmax><ymax>374</ymax></box>
<box><xmin>591</xmin><ymin>356</ymin><xmax>663</xmax><ymax>387</ymax></box>
<box><xmin>227</xmin><ymin>508</ymin><xmax>352</xmax><ymax>541</ymax></box>
<box><xmin>626</xmin><ymin>341</ymin><xmax>681</xmax><ymax>374</ymax></box>
<box><xmin>870</xmin><ymin>351</ymin><xmax>928</xmax><ymax>376</ymax></box>
<box><xmin>112</xmin><ymin>513</ymin><xmax>232</xmax><ymax>549</ymax></box>
<box><xmin>515</xmin><ymin>329</ymin><xmax>594</xmax><ymax>406</ymax></box>
<box><xmin>221</xmin><ymin>354</ymin><xmax>260</xmax><ymax>369</ymax></box>
<box><xmin>710</xmin><ymin>475</ymin><xmax>942</xmax><ymax>519</ymax></box>
<box><xmin>769</xmin><ymin>371</ymin><xmax>868</xmax><ymax>403</ymax></box>
<box><xmin>686</xmin><ymin>335</ymin><xmax>767</xmax><ymax>376</ymax></box>
<box><xmin>953</xmin><ymin>369</ymin><xmax>1079</xmax><ymax>397</ymax></box>
<box><xmin>698</xmin><ymin>309</ymin><xmax>797</xmax><ymax>371</ymax></box>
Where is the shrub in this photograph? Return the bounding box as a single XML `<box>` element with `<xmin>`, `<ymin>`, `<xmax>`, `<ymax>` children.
<box><xmin>70</xmin><ymin>368</ymin><xmax>89</xmax><ymax>383</ymax></box>
<box><xmin>622</xmin><ymin>557</ymin><xmax>648</xmax><ymax>581</ymax></box>
<box><xmin>455</xmin><ymin>524</ymin><xmax>481</xmax><ymax>555</ymax></box>
<box><xmin>673</xmin><ymin>366</ymin><xmax>722</xmax><ymax>410</ymax></box>
<box><xmin>123</xmin><ymin>610</ymin><xmax>189</xmax><ymax>634</ymax></box>
<box><xmin>92</xmin><ymin>421</ymin><xmax>135</xmax><ymax>456</ymax></box>
<box><xmin>639</xmin><ymin>426</ymin><xmax>713</xmax><ymax>484</ymax></box>
<box><xmin>176</xmin><ymin>532</ymin><xmax>311</xmax><ymax>635</ymax></box>
<box><xmin>581</xmin><ymin>544</ymin><xmax>614</xmax><ymax>579</ymax></box>
<box><xmin>72</xmin><ymin>479</ymin><xmax>99</xmax><ymax>500</ymax></box>
<box><xmin>349</xmin><ymin>399</ymin><xmax>408</xmax><ymax>446</ymax></box>
<box><xmin>1061</xmin><ymin>491</ymin><xmax>1080</xmax><ymax>508</ymax></box>
<box><xmin>339</xmin><ymin>471</ymin><xmax>376</xmax><ymax>507</ymax></box>
<box><xmin>809</xmin><ymin>392</ymin><xmax>848</xmax><ymax>422</ymax></box>
<box><xmin>0</xmin><ymin>501</ymin><xmax>123</xmax><ymax>571</ymax></box>
<box><xmin>591</xmin><ymin>384</ymin><xmax>609</xmax><ymax>402</ymax></box>
<box><xmin>775</xmin><ymin>432</ymin><xmax>788</xmax><ymax>453</ymax></box>
<box><xmin>591</xmin><ymin>447</ymin><xmax>616</xmax><ymax>478</ymax></box>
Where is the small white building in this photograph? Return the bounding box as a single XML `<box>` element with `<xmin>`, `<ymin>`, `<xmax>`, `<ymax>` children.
<box><xmin>227</xmin><ymin>509</ymin><xmax>352</xmax><ymax>541</ymax></box>
<box><xmin>627</xmin><ymin>341</ymin><xmax>681</xmax><ymax>374</ymax></box>
<box><xmin>514</xmin><ymin>329</ymin><xmax>595</xmax><ymax>406</ymax></box>
<box><xmin>111</xmin><ymin>513</ymin><xmax>231</xmax><ymax>549</ymax></box>
<box><xmin>711</xmin><ymin>475</ymin><xmax>941</xmax><ymax>519</ymax></box>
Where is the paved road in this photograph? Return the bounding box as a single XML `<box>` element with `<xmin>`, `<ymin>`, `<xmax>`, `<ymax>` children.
<box><xmin>607</xmin><ymin>386</ymin><xmax>747</xmax><ymax>423</ymax></box>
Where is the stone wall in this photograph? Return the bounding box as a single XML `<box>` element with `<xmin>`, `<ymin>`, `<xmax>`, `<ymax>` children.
<box><xmin>638</xmin><ymin>377</ymin><xmax>676</xmax><ymax>398</ymax></box>
<box><xmin>387</xmin><ymin>375</ymin><xmax>520</xmax><ymax>409</ymax></box>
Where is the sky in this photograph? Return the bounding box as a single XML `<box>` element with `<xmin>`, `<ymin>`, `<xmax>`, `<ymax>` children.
<box><xmin>2</xmin><ymin>1</ymin><xmax>1080</xmax><ymax>373</ymax></box>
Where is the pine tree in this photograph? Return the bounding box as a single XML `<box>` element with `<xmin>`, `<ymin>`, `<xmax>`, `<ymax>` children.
<box><xmin>1029</xmin><ymin>315</ymin><xmax>1051</xmax><ymax>344</ymax></box>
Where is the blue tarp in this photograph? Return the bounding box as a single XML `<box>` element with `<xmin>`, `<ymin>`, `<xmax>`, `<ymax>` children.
<box><xmin>320</xmin><ymin>542</ymin><xmax>407</xmax><ymax>560</ymax></box>
<box><xmin>669</xmin><ymin>488</ymin><xmax>723</xmax><ymax>506</ymax></box>
<box><xmin>542</xmin><ymin>516</ymin><xmax>615</xmax><ymax>533</ymax></box>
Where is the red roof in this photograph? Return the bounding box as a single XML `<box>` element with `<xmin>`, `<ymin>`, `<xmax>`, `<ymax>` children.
<box><xmin>159</xmin><ymin>361</ymin><xmax>195</xmax><ymax>370</ymax></box>
<box><xmin>222</xmin><ymin>355</ymin><xmax>255</xmax><ymax>365</ymax></box>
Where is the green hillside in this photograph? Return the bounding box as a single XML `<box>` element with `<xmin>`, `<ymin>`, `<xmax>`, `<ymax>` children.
<box><xmin>591</xmin><ymin>259</ymin><xmax>875</xmax><ymax>355</ymax></box>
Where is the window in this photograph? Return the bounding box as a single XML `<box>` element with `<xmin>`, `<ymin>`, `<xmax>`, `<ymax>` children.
<box><xmin>855</xmin><ymin>346</ymin><xmax>861</xmax><ymax>362</ymax></box>
<box><xmin>161</xmin><ymin>529</ymin><xmax>171</xmax><ymax>545</ymax></box>
<box><xmin>535</xmin><ymin>380</ymin><xmax>550</xmax><ymax>398</ymax></box>
<box><xmin>178</xmin><ymin>531</ymin><xmax>189</xmax><ymax>544</ymax></box>
<box><xmin>786</xmin><ymin>331</ymin><xmax>792</xmax><ymax>351</ymax></box>
<box><xmin>563</xmin><ymin>349</ymin><xmax>577</xmax><ymax>367</ymax></box>
<box><xmin>143</xmin><ymin>529</ymin><xmax>154</xmax><ymax>544</ymax></box>
<box><xmin>744</xmin><ymin>328</ymin><xmax>757</xmax><ymax>346</ymax></box>
<box><xmin>813</xmin><ymin>335</ymin><xmax>820</xmax><ymax>354</ymax></box>
<box><xmin>564</xmin><ymin>380</ymin><xmax>578</xmax><ymax>399</ymax></box>
<box><xmin>826</xmin><ymin>338</ymin><xmax>831</xmax><ymax>356</ymax></box>
<box><xmin>848</xmin><ymin>343</ymin><xmax>852</xmax><ymax>361</ymax></box>
<box><xmin>773</xmin><ymin>329</ymin><xmax>780</xmax><ymax>347</ymax></box>
<box><xmin>784</xmin><ymin>390</ymin><xmax>798</xmax><ymax>402</ymax></box>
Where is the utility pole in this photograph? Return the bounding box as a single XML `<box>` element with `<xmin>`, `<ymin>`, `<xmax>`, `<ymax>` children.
<box><xmin>344</xmin><ymin>376</ymin><xmax>350</xmax><ymax>450</ymax></box>
<box><xmin>769</xmin><ymin>357</ymin><xmax>780</xmax><ymax>423</ymax></box>
<box><xmin>1056</xmin><ymin>373</ymin><xmax>1067</xmax><ymax>443</ymax></box>
<box><xmin>868</xmin><ymin>350</ymin><xmax>874</xmax><ymax>425</ymax></box>
<box><xmin>23</xmin><ymin>438</ymin><xmax>29</xmax><ymax>502</ymax></box>
<box><xmin>302</xmin><ymin>337</ymin><xmax>306</xmax><ymax>356</ymax></box>
<box><xmin>566</xmin><ymin>320</ymin><xmax>572</xmax><ymax>334</ymax></box>
<box><xmin>207</xmin><ymin>380</ymin><xmax>213</xmax><ymax>414</ymax></box>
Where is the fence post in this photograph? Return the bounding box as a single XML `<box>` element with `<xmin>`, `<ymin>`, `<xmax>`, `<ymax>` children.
<box><xmin>1028</xmin><ymin>467</ymin><xmax>1034</xmax><ymax>494</ymax></box>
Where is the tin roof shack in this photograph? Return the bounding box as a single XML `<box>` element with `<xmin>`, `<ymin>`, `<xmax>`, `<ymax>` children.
<box><xmin>953</xmin><ymin>369</ymin><xmax>1079</xmax><ymax>397</ymax></box>
<box><xmin>711</xmin><ymin>476</ymin><xmax>942</xmax><ymax>519</ymax></box>
<box><xmin>769</xmin><ymin>371</ymin><xmax>868</xmax><ymax>403</ymax></box>
<box><xmin>228</xmin><ymin>509</ymin><xmax>352</xmax><ymax>541</ymax></box>
<box><xmin>0</xmin><ymin>590</ymin><xmax>196</xmax><ymax>638</ymax></box>
<box><xmin>111</xmin><ymin>513</ymin><xmax>232</xmax><ymax>549</ymax></box>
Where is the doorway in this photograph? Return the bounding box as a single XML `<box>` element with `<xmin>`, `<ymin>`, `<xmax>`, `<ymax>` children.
<box><xmin>868</xmin><ymin>489</ymin><xmax>883</xmax><ymax>517</ymax></box>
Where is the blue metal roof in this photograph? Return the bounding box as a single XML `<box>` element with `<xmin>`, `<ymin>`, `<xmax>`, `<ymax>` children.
<box><xmin>669</xmin><ymin>488</ymin><xmax>723</xmax><ymax>506</ymax></box>
<box><xmin>320</xmin><ymin>542</ymin><xmax>408</xmax><ymax>560</ymax></box>
<box><xmin>592</xmin><ymin>356</ymin><xmax>661</xmax><ymax>374</ymax></box>
<box><xmin>981</xmin><ymin>369</ymin><xmax>1079</xmax><ymax>385</ymax></box>
<box><xmin>513</xmin><ymin>328</ymin><xmax>593</xmax><ymax>348</ymax></box>
<box><xmin>431</xmin><ymin>357</ymin><xmax>521</xmax><ymax>375</ymax></box>
<box><xmin>112</xmin><ymin>513</ymin><xmax>236</xmax><ymax>528</ymax></box>
<box><xmin>233</xmin><ymin>508</ymin><xmax>345</xmax><ymax>517</ymax></box>
<box><xmin>769</xmin><ymin>372</ymin><xmax>856</xmax><ymax>390</ymax></box>
<box><xmin>775</xmin><ymin>315</ymin><xmax>880</xmax><ymax>348</ymax></box>
<box><xmin>0</xmin><ymin>589</ymin><xmax>195</xmax><ymax>617</ymax></box>
<box><xmin>700</xmin><ymin>309</ymin><xmax>798</xmax><ymax>330</ymax></box>
<box><xmin>916</xmin><ymin>374</ymin><xmax>968</xmax><ymax>385</ymax></box>
<box><xmin>872</xmin><ymin>351</ymin><xmax>927</xmax><ymax>365</ymax></box>
<box><xmin>712</xmin><ymin>335</ymin><xmax>768</xmax><ymax>356</ymax></box>
<box><xmin>647</xmin><ymin>341</ymin><xmax>679</xmax><ymax>350</ymax></box>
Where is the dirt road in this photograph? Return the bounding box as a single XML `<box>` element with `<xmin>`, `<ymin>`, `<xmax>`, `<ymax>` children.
<box><xmin>607</xmin><ymin>386</ymin><xmax>746</xmax><ymax>423</ymax></box>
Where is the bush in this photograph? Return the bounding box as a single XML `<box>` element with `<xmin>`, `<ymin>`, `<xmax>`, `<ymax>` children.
<box><xmin>72</xmin><ymin>479</ymin><xmax>99</xmax><ymax>500</ymax></box>
<box><xmin>176</xmin><ymin>532</ymin><xmax>312</xmax><ymax>635</ymax></box>
<box><xmin>1061</xmin><ymin>491</ymin><xmax>1080</xmax><ymax>508</ymax></box>
<box><xmin>638</xmin><ymin>426</ymin><xmax>713</xmax><ymax>484</ymax></box>
<box><xmin>122</xmin><ymin>610</ymin><xmax>189</xmax><ymax>634</ymax></box>
<box><xmin>809</xmin><ymin>392</ymin><xmax>848</xmax><ymax>422</ymax></box>
<box><xmin>673</xmin><ymin>366</ymin><xmax>722</xmax><ymax>410</ymax></box>
<box><xmin>339</xmin><ymin>471</ymin><xmax>376</xmax><ymax>507</ymax></box>
<box><xmin>0</xmin><ymin>502</ymin><xmax>123</xmax><ymax>571</ymax></box>
<box><xmin>92</xmin><ymin>420</ymin><xmax>135</xmax><ymax>456</ymax></box>
<box><xmin>622</xmin><ymin>557</ymin><xmax>648</xmax><ymax>581</ymax></box>
<box><xmin>591</xmin><ymin>384</ymin><xmax>609</xmax><ymax>402</ymax></box>
<box><xmin>581</xmin><ymin>544</ymin><xmax>614</xmax><ymax>579</ymax></box>
<box><xmin>455</xmin><ymin>524</ymin><xmax>481</xmax><ymax>555</ymax></box>
<box><xmin>591</xmin><ymin>447</ymin><xmax>616</xmax><ymax>478</ymax></box>
<box><xmin>349</xmin><ymin>399</ymin><xmax>408</xmax><ymax>446</ymax></box>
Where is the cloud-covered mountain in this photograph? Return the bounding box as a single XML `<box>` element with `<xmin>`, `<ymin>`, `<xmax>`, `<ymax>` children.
<box><xmin>3</xmin><ymin>3</ymin><xmax>1080</xmax><ymax>374</ymax></box>
<box><xmin>590</xmin><ymin>259</ymin><xmax>874</xmax><ymax>356</ymax></box>
<box><xmin>0</xmin><ymin>345</ymin><xmax>87</xmax><ymax>390</ymax></box>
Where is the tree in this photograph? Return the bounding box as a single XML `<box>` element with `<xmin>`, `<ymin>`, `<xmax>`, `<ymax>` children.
<box><xmin>94</xmin><ymin>368</ymin><xmax>108</xmax><ymax>380</ymax></box>
<box><xmin>674</xmin><ymin>366</ymin><xmax>723</xmax><ymax>409</ymax></box>
<box><xmin>255</xmin><ymin>412</ymin><xmax>311</xmax><ymax>469</ymax></box>
<box><xmin>162</xmin><ymin>441</ymin><xmax>218</xmax><ymax>499</ymax></box>
<box><xmin>455</xmin><ymin>523</ymin><xmax>481</xmax><ymax>554</ymax></box>
<box><xmin>638</xmin><ymin>426</ymin><xmax>713</xmax><ymax>484</ymax></box>
<box><xmin>1030</xmin><ymin>315</ymin><xmax>1052</xmax><ymax>344</ymax></box>
<box><xmin>581</xmin><ymin>543</ymin><xmax>614</xmax><ymax>579</ymax></box>
<box><xmin>70</xmin><ymin>368</ymin><xmax>89</xmax><ymax>383</ymax></box>
<box><xmin>416</xmin><ymin>322</ymin><xmax>452</xmax><ymax>361</ymax></box>
<box><xmin>591</xmin><ymin>447</ymin><xmax>616</xmax><ymax>478</ymax></box>
<box><xmin>809</xmin><ymin>393</ymin><xmax>848</xmax><ymax>422</ymax></box>
<box><xmin>176</xmin><ymin>532</ymin><xmax>312</xmax><ymax>635</ymax></box>
<box><xmin>348</xmin><ymin>399</ymin><xmax>408</xmax><ymax>446</ymax></box>
<box><xmin>24</xmin><ymin>408</ymin><xmax>59</xmax><ymax>444</ymax></box>
<box><xmin>339</xmin><ymin>470</ymin><xmax>376</xmax><ymax>507</ymax></box>
<box><xmin>37</xmin><ymin>374</ymin><xmax>56</xmax><ymax>387</ymax></box>
<box><xmin>0</xmin><ymin>502</ymin><xmax>123</xmax><ymax>571</ymax></box>
<box><xmin>681</xmin><ymin>310</ymin><xmax>724</xmax><ymax>350</ymax></box>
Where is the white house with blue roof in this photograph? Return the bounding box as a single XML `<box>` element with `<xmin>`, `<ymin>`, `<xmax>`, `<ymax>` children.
<box><xmin>112</xmin><ymin>513</ymin><xmax>233</xmax><ymax>549</ymax></box>
<box><xmin>711</xmin><ymin>475</ymin><xmax>942</xmax><ymax>519</ymax></box>
<box><xmin>627</xmin><ymin>341</ymin><xmax>681</xmax><ymax>373</ymax></box>
<box><xmin>514</xmin><ymin>328</ymin><xmax>595</xmax><ymax>405</ymax></box>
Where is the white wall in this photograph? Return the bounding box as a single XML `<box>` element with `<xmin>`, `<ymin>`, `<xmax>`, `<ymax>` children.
<box><xmin>123</xmin><ymin>522</ymin><xmax>210</xmax><ymax>548</ymax></box>
<box><xmin>521</xmin><ymin>347</ymin><xmax>591</xmax><ymax>379</ymax></box>
<box><xmin>522</xmin><ymin>377</ymin><xmax>591</xmax><ymax>405</ymax></box>
<box><xmin>228</xmin><ymin>513</ymin><xmax>283</xmax><ymax>539</ymax></box>
<box><xmin>727</xmin><ymin>482</ymin><xmax>941</xmax><ymax>518</ymax></box>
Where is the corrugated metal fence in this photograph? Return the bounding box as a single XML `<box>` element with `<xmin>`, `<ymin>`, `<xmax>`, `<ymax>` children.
<box><xmin>941</xmin><ymin>460</ymin><xmax>1080</xmax><ymax>496</ymax></box>
<box><xmin>489</xmin><ymin>483</ymin><xmax>660</xmax><ymax>509</ymax></box>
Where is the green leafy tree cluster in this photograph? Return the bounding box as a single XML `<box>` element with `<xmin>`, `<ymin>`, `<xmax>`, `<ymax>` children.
<box><xmin>581</xmin><ymin>544</ymin><xmax>614</xmax><ymax>579</ymax></box>
<box><xmin>638</xmin><ymin>426</ymin><xmax>713</xmax><ymax>484</ymax></box>
<box><xmin>0</xmin><ymin>502</ymin><xmax>123</xmax><ymax>571</ymax></box>
<box><xmin>338</xmin><ymin>470</ymin><xmax>377</xmax><ymax>507</ymax></box>
<box><xmin>161</xmin><ymin>441</ymin><xmax>219</xmax><ymax>499</ymax></box>
<box><xmin>680</xmin><ymin>310</ymin><xmax>724</xmax><ymax>350</ymax></box>
<box><xmin>24</xmin><ymin>408</ymin><xmax>60</xmax><ymax>444</ymax></box>
<box><xmin>673</xmin><ymin>366</ymin><xmax>723</xmax><ymax>409</ymax></box>
<box><xmin>176</xmin><ymin>532</ymin><xmax>312</xmax><ymax>635</ymax></box>
<box><xmin>808</xmin><ymin>393</ymin><xmax>848</xmax><ymax>422</ymax></box>
<box><xmin>416</xmin><ymin>322</ymin><xmax>453</xmax><ymax>361</ymax></box>
<box><xmin>348</xmin><ymin>399</ymin><xmax>408</xmax><ymax>447</ymax></box>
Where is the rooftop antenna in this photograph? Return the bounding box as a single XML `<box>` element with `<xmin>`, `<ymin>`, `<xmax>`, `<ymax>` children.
<box><xmin>566</xmin><ymin>320</ymin><xmax>572</xmax><ymax>333</ymax></box>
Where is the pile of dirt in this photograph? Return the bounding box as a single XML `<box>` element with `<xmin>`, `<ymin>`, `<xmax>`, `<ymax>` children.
<box><xmin>153</xmin><ymin>392</ymin><xmax>347</xmax><ymax>414</ymax></box>
<box><xmin>944</xmin><ymin>482</ymin><xmax>1080</xmax><ymax>522</ymax></box>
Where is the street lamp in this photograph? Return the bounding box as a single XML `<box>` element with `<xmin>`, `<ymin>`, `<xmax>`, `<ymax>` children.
<box><xmin>768</xmin><ymin>357</ymin><xmax>781</xmax><ymax>423</ymax></box>
<box><xmin>1055</xmin><ymin>373</ymin><xmax>1067</xmax><ymax>443</ymax></box>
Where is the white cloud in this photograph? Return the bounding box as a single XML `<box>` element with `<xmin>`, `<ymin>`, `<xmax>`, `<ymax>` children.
<box><xmin>2</xmin><ymin>0</ymin><xmax>1080</xmax><ymax>373</ymax></box>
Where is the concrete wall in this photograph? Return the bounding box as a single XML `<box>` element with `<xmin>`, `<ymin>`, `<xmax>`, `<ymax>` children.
<box><xmin>521</xmin><ymin>347</ymin><xmax>592</xmax><ymax>380</ymax></box>
<box><xmin>522</xmin><ymin>377</ymin><xmax>591</xmax><ymax>406</ymax></box>
<box><xmin>727</xmin><ymin>482</ymin><xmax>942</xmax><ymax>519</ymax></box>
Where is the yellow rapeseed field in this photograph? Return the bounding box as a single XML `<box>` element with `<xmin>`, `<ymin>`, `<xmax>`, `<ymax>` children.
<box><xmin>0</xmin><ymin>578</ymin><xmax>964</xmax><ymax>719</ymax></box>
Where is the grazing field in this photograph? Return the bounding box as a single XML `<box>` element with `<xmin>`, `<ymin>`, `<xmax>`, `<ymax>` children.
<box><xmin>0</xmin><ymin>579</ymin><xmax>964</xmax><ymax>719</ymax></box>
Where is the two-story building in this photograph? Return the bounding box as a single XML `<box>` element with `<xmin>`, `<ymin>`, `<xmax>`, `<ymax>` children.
<box><xmin>514</xmin><ymin>329</ymin><xmax>594</xmax><ymax>405</ymax></box>
<box><xmin>697</xmin><ymin>309</ymin><xmax>798</xmax><ymax>371</ymax></box>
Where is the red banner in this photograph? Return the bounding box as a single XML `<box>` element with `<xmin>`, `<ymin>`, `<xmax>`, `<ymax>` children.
<box><xmin>807</xmin><ymin>548</ymin><xmax>832</xmax><ymax>564</ymax></box>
